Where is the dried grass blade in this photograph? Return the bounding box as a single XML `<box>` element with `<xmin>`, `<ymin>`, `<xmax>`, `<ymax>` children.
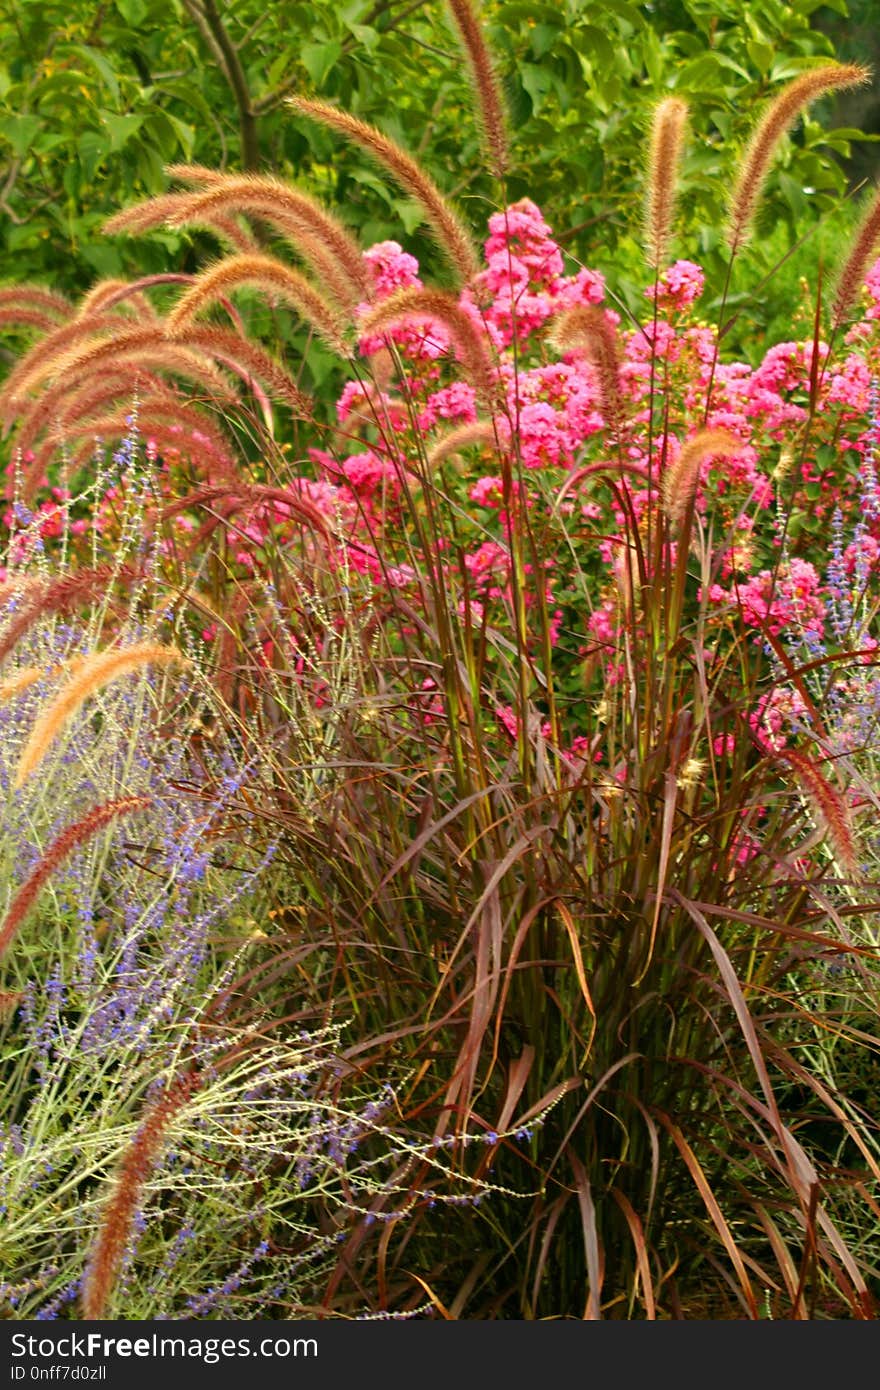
<box><xmin>568</xmin><ymin>1151</ymin><xmax>603</xmax><ymax>1319</ymax></box>
<box><xmin>611</xmin><ymin>1188</ymin><xmax>656</xmax><ymax>1319</ymax></box>
<box><xmin>656</xmin><ymin>1111</ymin><xmax>758</xmax><ymax>1317</ymax></box>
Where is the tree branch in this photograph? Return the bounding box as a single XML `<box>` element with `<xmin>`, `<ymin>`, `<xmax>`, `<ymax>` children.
<box><xmin>181</xmin><ymin>0</ymin><xmax>260</xmax><ymax>169</ymax></box>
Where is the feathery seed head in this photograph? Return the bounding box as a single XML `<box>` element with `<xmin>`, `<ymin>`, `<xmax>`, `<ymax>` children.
<box><xmin>0</xmin><ymin>796</ymin><xmax>151</xmax><ymax>962</ymax></box>
<box><xmin>164</xmin><ymin>177</ymin><xmax>370</xmax><ymax>310</ymax></box>
<box><xmin>646</xmin><ymin>97</ymin><xmax>689</xmax><ymax>269</ymax></box>
<box><xmin>81</xmin><ymin>1073</ymin><xmax>196</xmax><ymax>1320</ymax></box>
<box><xmin>661</xmin><ymin>428</ymin><xmax>741</xmax><ymax>527</ymax></box>
<box><xmin>290</xmin><ymin>98</ymin><xmax>480</xmax><ymax>285</ymax></box>
<box><xmin>167</xmin><ymin>253</ymin><xmax>352</xmax><ymax>357</ymax></box>
<box><xmin>549</xmin><ymin>305</ymin><xmax>623</xmax><ymax>432</ymax></box>
<box><xmin>445</xmin><ymin>0</ymin><xmax>509</xmax><ymax>177</ymax></box>
<box><xmin>359</xmin><ymin>287</ymin><xmax>499</xmax><ymax>404</ymax></box>
<box><xmin>780</xmin><ymin>749</ymin><xmax>858</xmax><ymax>876</ymax></box>
<box><xmin>727</xmin><ymin>64</ymin><xmax>870</xmax><ymax>252</ymax></box>
<box><xmin>832</xmin><ymin>185</ymin><xmax>880</xmax><ymax>330</ymax></box>
<box><xmin>426</xmin><ymin>420</ymin><xmax>499</xmax><ymax>470</ymax></box>
<box><xmin>14</xmin><ymin>643</ymin><xmax>187</xmax><ymax>788</ymax></box>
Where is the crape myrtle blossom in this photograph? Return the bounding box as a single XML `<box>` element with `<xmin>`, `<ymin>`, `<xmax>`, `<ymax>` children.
<box><xmin>10</xmin><ymin>204</ymin><xmax>880</xmax><ymax>770</ymax></box>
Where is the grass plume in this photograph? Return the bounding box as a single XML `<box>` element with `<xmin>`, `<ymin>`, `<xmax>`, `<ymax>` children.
<box><xmin>832</xmin><ymin>185</ymin><xmax>880</xmax><ymax>329</ymax></box>
<box><xmin>104</xmin><ymin>192</ymin><xmax>260</xmax><ymax>255</ymax></box>
<box><xmin>426</xmin><ymin>420</ymin><xmax>499</xmax><ymax>469</ymax></box>
<box><xmin>548</xmin><ymin>304</ymin><xmax>623</xmax><ymax>432</ymax></box>
<box><xmin>166</xmin><ymin>253</ymin><xmax>352</xmax><ymax>356</ymax></box>
<box><xmin>289</xmin><ymin>97</ymin><xmax>480</xmax><ymax>284</ymax></box>
<box><xmin>0</xmin><ymin>285</ymin><xmax>71</xmax><ymax>321</ymax></box>
<box><xmin>445</xmin><ymin>0</ymin><xmax>509</xmax><ymax>177</ymax></box>
<box><xmin>0</xmin><ymin>564</ymin><xmax>143</xmax><ymax>667</ymax></box>
<box><xmin>14</xmin><ymin>643</ymin><xmax>187</xmax><ymax>788</ymax></box>
<box><xmin>0</xmin><ymin>314</ymin><xmax>121</xmax><ymax>425</ymax></box>
<box><xmin>359</xmin><ymin>287</ymin><xmax>498</xmax><ymax>404</ymax></box>
<box><xmin>168</xmin><ymin>323</ymin><xmax>314</xmax><ymax>416</ymax></box>
<box><xmin>81</xmin><ymin>1073</ymin><xmax>196</xmax><ymax>1320</ymax></box>
<box><xmin>661</xmin><ymin>428</ymin><xmax>741</xmax><ymax>526</ymax></box>
<box><xmin>779</xmin><ymin>748</ymin><xmax>858</xmax><ymax>875</ymax></box>
<box><xmin>727</xmin><ymin>63</ymin><xmax>870</xmax><ymax>253</ymax></box>
<box><xmin>0</xmin><ymin>795</ymin><xmax>150</xmax><ymax>962</ymax></box>
<box><xmin>161</xmin><ymin>176</ymin><xmax>371</xmax><ymax>310</ymax></box>
<box><xmin>646</xmin><ymin>97</ymin><xmax>688</xmax><ymax>269</ymax></box>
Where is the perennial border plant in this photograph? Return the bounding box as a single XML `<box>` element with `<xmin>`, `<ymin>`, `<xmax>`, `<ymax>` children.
<box><xmin>1</xmin><ymin>0</ymin><xmax>880</xmax><ymax>1319</ymax></box>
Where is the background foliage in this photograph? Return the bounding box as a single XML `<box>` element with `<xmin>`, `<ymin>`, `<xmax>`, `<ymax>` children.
<box><xmin>0</xmin><ymin>0</ymin><xmax>876</xmax><ymax>346</ymax></box>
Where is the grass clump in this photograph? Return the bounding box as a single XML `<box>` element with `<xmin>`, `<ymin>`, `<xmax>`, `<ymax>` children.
<box><xmin>0</xmin><ymin>14</ymin><xmax>879</xmax><ymax>1319</ymax></box>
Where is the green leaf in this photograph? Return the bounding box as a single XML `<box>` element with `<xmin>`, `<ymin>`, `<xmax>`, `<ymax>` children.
<box><xmin>264</xmin><ymin>51</ymin><xmax>293</xmax><ymax>89</ymax></box>
<box><xmin>530</xmin><ymin>24</ymin><xmax>560</xmax><ymax>59</ymax></box>
<box><xmin>572</xmin><ymin>25</ymin><xmax>614</xmax><ymax>71</ymax></box>
<box><xmin>392</xmin><ymin>197</ymin><xmax>424</xmax><ymax>235</ymax></box>
<box><xmin>344</xmin><ymin>23</ymin><xmax>379</xmax><ymax>53</ymax></box>
<box><xmin>154</xmin><ymin>77</ymin><xmax>218</xmax><ymax>125</ymax></box>
<box><xmin>167</xmin><ymin>113</ymin><xmax>195</xmax><ymax>156</ymax></box>
<box><xmin>99</xmin><ymin>110</ymin><xmax>144</xmax><ymax>150</ymax></box>
<box><xmin>301</xmin><ymin>41</ymin><xmax>342</xmax><ymax>88</ymax></box>
<box><xmin>678</xmin><ymin>53</ymin><xmax>749</xmax><ymax>90</ymax></box>
<box><xmin>815</xmin><ymin>445</ymin><xmax>837</xmax><ymax>471</ymax></box>
<box><xmin>520</xmin><ymin>63</ymin><xmax>553</xmax><ymax>116</ymax></box>
<box><xmin>136</xmin><ymin>138</ymin><xmax>167</xmax><ymax>189</ymax></box>
<box><xmin>746</xmin><ymin>40</ymin><xmax>773</xmax><ymax>77</ymax></box>
<box><xmin>77</xmin><ymin>130</ymin><xmax>108</xmax><ymax>182</ymax></box>
<box><xmin>115</xmin><ymin>0</ymin><xmax>149</xmax><ymax>23</ymax></box>
<box><xmin>70</xmin><ymin>45</ymin><xmax>121</xmax><ymax>105</ymax></box>
<box><xmin>0</xmin><ymin>114</ymin><xmax>42</xmax><ymax>159</ymax></box>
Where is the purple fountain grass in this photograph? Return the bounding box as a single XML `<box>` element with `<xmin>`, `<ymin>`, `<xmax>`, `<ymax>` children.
<box><xmin>0</xmin><ymin>564</ymin><xmax>144</xmax><ymax>667</ymax></box>
<box><xmin>426</xmin><ymin>420</ymin><xmax>499</xmax><ymax>470</ymax></box>
<box><xmin>166</xmin><ymin>322</ymin><xmax>313</xmax><ymax>417</ymax></box>
<box><xmin>0</xmin><ymin>796</ymin><xmax>150</xmax><ymax>962</ymax></box>
<box><xmin>646</xmin><ymin>96</ymin><xmax>689</xmax><ymax>269</ymax></box>
<box><xmin>548</xmin><ymin>304</ymin><xmax>623</xmax><ymax>435</ymax></box>
<box><xmin>0</xmin><ymin>285</ymin><xmax>71</xmax><ymax>322</ymax></box>
<box><xmin>103</xmin><ymin>190</ymin><xmax>262</xmax><ymax>257</ymax></box>
<box><xmin>0</xmin><ymin>313</ymin><xmax>123</xmax><ymax>424</ymax></box>
<box><xmin>359</xmin><ymin>288</ymin><xmax>499</xmax><ymax>405</ymax></box>
<box><xmin>445</xmin><ymin>0</ymin><xmax>509</xmax><ymax>178</ymax></box>
<box><xmin>661</xmin><ymin>428</ymin><xmax>741</xmax><ymax>527</ymax></box>
<box><xmin>166</xmin><ymin>253</ymin><xmax>352</xmax><ymax>358</ymax></box>
<box><xmin>778</xmin><ymin>747</ymin><xmax>858</xmax><ymax>876</ymax></box>
<box><xmin>110</xmin><ymin>175</ymin><xmax>371</xmax><ymax>312</ymax></box>
<box><xmin>727</xmin><ymin>64</ymin><xmax>870</xmax><ymax>254</ymax></box>
<box><xmin>13</xmin><ymin>642</ymin><xmax>187</xmax><ymax>788</ymax></box>
<box><xmin>81</xmin><ymin>1071</ymin><xmax>198</xmax><ymax>1320</ymax></box>
<box><xmin>833</xmin><ymin>185</ymin><xmax>880</xmax><ymax>330</ymax></box>
<box><xmin>289</xmin><ymin>97</ymin><xmax>480</xmax><ymax>285</ymax></box>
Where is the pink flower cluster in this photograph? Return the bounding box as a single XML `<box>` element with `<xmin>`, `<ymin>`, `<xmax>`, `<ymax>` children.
<box><xmin>15</xmin><ymin>201</ymin><xmax>880</xmax><ymax>768</ymax></box>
